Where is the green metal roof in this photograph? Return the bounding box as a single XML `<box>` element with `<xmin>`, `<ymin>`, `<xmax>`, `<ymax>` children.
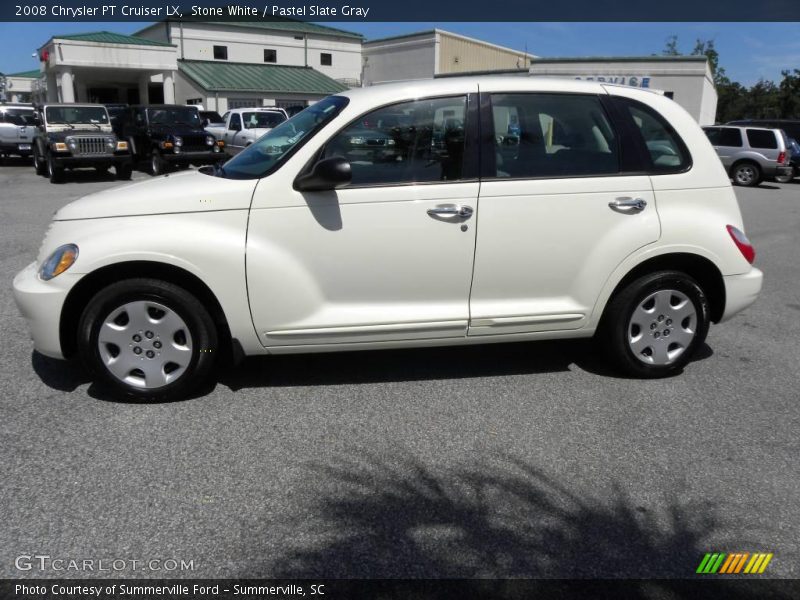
<box><xmin>191</xmin><ymin>19</ymin><xmax>362</xmax><ymax>40</ymax></box>
<box><xmin>7</xmin><ymin>69</ymin><xmax>41</xmax><ymax>78</ymax></box>
<box><xmin>53</xmin><ymin>31</ymin><xmax>174</xmax><ymax>47</ymax></box>
<box><xmin>178</xmin><ymin>60</ymin><xmax>348</xmax><ymax>95</ymax></box>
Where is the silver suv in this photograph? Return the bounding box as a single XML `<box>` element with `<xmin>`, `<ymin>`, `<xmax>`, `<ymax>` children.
<box><xmin>702</xmin><ymin>125</ymin><xmax>793</xmax><ymax>187</ymax></box>
<box><xmin>0</xmin><ymin>104</ymin><xmax>36</xmax><ymax>161</ymax></box>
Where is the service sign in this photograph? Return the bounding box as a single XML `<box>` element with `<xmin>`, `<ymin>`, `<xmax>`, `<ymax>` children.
<box><xmin>573</xmin><ymin>75</ymin><xmax>652</xmax><ymax>88</ymax></box>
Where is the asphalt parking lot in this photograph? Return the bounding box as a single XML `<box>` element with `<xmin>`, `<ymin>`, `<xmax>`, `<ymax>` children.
<box><xmin>1</xmin><ymin>159</ymin><xmax>799</xmax><ymax>581</ymax></box>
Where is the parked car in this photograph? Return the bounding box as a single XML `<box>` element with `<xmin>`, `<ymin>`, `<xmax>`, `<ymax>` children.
<box><xmin>727</xmin><ymin>119</ymin><xmax>800</xmax><ymax>144</ymax></box>
<box><xmin>13</xmin><ymin>77</ymin><xmax>763</xmax><ymax>401</ymax></box>
<box><xmin>0</xmin><ymin>103</ymin><xmax>36</xmax><ymax>161</ymax></box>
<box><xmin>104</xmin><ymin>103</ymin><xmax>128</xmax><ymax>131</ymax></box>
<box><xmin>786</xmin><ymin>138</ymin><xmax>800</xmax><ymax>180</ymax></box>
<box><xmin>702</xmin><ymin>125</ymin><xmax>793</xmax><ymax>186</ymax></box>
<box><xmin>116</xmin><ymin>104</ymin><xmax>225</xmax><ymax>175</ymax></box>
<box><xmin>205</xmin><ymin>108</ymin><xmax>288</xmax><ymax>156</ymax></box>
<box><xmin>32</xmin><ymin>103</ymin><xmax>133</xmax><ymax>183</ymax></box>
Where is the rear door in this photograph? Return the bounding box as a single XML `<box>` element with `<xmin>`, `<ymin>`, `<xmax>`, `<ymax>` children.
<box><xmin>468</xmin><ymin>90</ymin><xmax>659</xmax><ymax>336</ymax></box>
<box><xmin>705</xmin><ymin>126</ymin><xmax>743</xmax><ymax>169</ymax></box>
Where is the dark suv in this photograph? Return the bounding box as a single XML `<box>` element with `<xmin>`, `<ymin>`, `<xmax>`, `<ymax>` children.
<box><xmin>32</xmin><ymin>104</ymin><xmax>133</xmax><ymax>183</ymax></box>
<box><xmin>117</xmin><ymin>105</ymin><xmax>224</xmax><ymax>175</ymax></box>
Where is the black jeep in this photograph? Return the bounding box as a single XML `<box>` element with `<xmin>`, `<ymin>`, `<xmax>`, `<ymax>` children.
<box><xmin>116</xmin><ymin>104</ymin><xmax>224</xmax><ymax>175</ymax></box>
<box><xmin>32</xmin><ymin>104</ymin><xmax>133</xmax><ymax>183</ymax></box>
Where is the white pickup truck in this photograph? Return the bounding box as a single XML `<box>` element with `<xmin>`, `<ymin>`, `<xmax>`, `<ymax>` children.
<box><xmin>205</xmin><ymin>107</ymin><xmax>288</xmax><ymax>156</ymax></box>
<box><xmin>0</xmin><ymin>104</ymin><xmax>37</xmax><ymax>160</ymax></box>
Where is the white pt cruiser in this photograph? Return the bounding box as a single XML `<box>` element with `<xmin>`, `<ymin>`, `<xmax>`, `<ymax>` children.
<box><xmin>13</xmin><ymin>77</ymin><xmax>763</xmax><ymax>401</ymax></box>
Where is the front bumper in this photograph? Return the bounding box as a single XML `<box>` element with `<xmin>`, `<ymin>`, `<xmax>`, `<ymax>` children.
<box><xmin>12</xmin><ymin>262</ymin><xmax>77</xmax><ymax>359</ymax></box>
<box><xmin>720</xmin><ymin>267</ymin><xmax>764</xmax><ymax>322</ymax></box>
<box><xmin>51</xmin><ymin>152</ymin><xmax>132</xmax><ymax>169</ymax></box>
<box><xmin>161</xmin><ymin>150</ymin><xmax>223</xmax><ymax>165</ymax></box>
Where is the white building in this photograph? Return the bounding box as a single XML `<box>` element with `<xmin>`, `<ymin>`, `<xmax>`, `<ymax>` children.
<box><xmin>33</xmin><ymin>20</ymin><xmax>363</xmax><ymax>111</ymax></box>
<box><xmin>362</xmin><ymin>29</ymin><xmax>536</xmax><ymax>87</ymax></box>
<box><xmin>526</xmin><ymin>56</ymin><xmax>718</xmax><ymax>125</ymax></box>
<box><xmin>1</xmin><ymin>70</ymin><xmax>39</xmax><ymax>103</ymax></box>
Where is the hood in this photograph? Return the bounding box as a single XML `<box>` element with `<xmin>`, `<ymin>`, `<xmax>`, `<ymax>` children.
<box><xmin>54</xmin><ymin>169</ymin><xmax>257</xmax><ymax>221</ymax></box>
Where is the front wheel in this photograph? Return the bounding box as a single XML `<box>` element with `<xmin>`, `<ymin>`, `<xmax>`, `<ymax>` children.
<box><xmin>150</xmin><ymin>150</ymin><xmax>165</xmax><ymax>176</ymax></box>
<box><xmin>77</xmin><ymin>279</ymin><xmax>219</xmax><ymax>401</ymax></box>
<box><xmin>33</xmin><ymin>149</ymin><xmax>47</xmax><ymax>176</ymax></box>
<box><xmin>47</xmin><ymin>154</ymin><xmax>65</xmax><ymax>183</ymax></box>
<box><xmin>599</xmin><ymin>271</ymin><xmax>710</xmax><ymax>378</ymax></box>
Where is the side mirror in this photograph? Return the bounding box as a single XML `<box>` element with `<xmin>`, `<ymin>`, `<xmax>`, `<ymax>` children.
<box><xmin>295</xmin><ymin>156</ymin><xmax>351</xmax><ymax>192</ymax></box>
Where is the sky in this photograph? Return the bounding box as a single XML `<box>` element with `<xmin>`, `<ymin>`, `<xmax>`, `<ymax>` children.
<box><xmin>1</xmin><ymin>21</ymin><xmax>798</xmax><ymax>86</ymax></box>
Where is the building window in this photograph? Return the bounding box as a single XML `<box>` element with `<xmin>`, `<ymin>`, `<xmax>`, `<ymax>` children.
<box><xmin>320</xmin><ymin>53</ymin><xmax>333</xmax><ymax>66</ymax></box>
<box><xmin>213</xmin><ymin>45</ymin><xmax>228</xmax><ymax>60</ymax></box>
<box><xmin>294</xmin><ymin>35</ymin><xmax>304</xmax><ymax>40</ymax></box>
<box><xmin>264</xmin><ymin>49</ymin><xmax>277</xmax><ymax>63</ymax></box>
<box><xmin>186</xmin><ymin>98</ymin><xmax>203</xmax><ymax>105</ymax></box>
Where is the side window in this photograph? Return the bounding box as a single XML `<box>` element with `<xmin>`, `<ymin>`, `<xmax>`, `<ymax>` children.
<box><xmin>622</xmin><ymin>100</ymin><xmax>690</xmax><ymax>172</ymax></box>
<box><xmin>704</xmin><ymin>127</ymin><xmax>721</xmax><ymax>144</ymax></box>
<box><xmin>213</xmin><ymin>45</ymin><xmax>228</xmax><ymax>60</ymax></box>
<box><xmin>134</xmin><ymin>109</ymin><xmax>146</xmax><ymax>126</ymax></box>
<box><xmin>719</xmin><ymin>128</ymin><xmax>743</xmax><ymax>147</ymax></box>
<box><xmin>489</xmin><ymin>93</ymin><xmax>619</xmax><ymax>178</ymax></box>
<box><xmin>321</xmin><ymin>96</ymin><xmax>468</xmax><ymax>186</ymax></box>
<box><xmin>229</xmin><ymin>114</ymin><xmax>241</xmax><ymax>131</ymax></box>
<box><xmin>746</xmin><ymin>129</ymin><xmax>778</xmax><ymax>149</ymax></box>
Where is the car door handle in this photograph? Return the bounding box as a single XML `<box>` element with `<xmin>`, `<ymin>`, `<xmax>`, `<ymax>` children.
<box><xmin>427</xmin><ymin>204</ymin><xmax>473</xmax><ymax>218</ymax></box>
<box><xmin>608</xmin><ymin>197</ymin><xmax>647</xmax><ymax>213</ymax></box>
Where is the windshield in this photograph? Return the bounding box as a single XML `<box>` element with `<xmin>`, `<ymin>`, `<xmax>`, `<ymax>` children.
<box><xmin>46</xmin><ymin>106</ymin><xmax>109</xmax><ymax>125</ymax></box>
<box><xmin>147</xmin><ymin>106</ymin><xmax>201</xmax><ymax>127</ymax></box>
<box><xmin>220</xmin><ymin>96</ymin><xmax>349</xmax><ymax>180</ymax></box>
<box><xmin>242</xmin><ymin>111</ymin><xmax>286</xmax><ymax>129</ymax></box>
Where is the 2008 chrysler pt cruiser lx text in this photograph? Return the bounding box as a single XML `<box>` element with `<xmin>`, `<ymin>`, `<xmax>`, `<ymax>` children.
<box><xmin>13</xmin><ymin>77</ymin><xmax>763</xmax><ymax>401</ymax></box>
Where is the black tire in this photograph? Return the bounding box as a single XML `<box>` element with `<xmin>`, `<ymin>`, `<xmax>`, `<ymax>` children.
<box><xmin>150</xmin><ymin>150</ymin><xmax>165</xmax><ymax>176</ymax></box>
<box><xmin>116</xmin><ymin>163</ymin><xmax>133</xmax><ymax>180</ymax></box>
<box><xmin>731</xmin><ymin>161</ymin><xmax>761</xmax><ymax>187</ymax></box>
<box><xmin>599</xmin><ymin>270</ymin><xmax>710</xmax><ymax>378</ymax></box>
<box><xmin>77</xmin><ymin>278</ymin><xmax>219</xmax><ymax>402</ymax></box>
<box><xmin>33</xmin><ymin>149</ymin><xmax>47</xmax><ymax>176</ymax></box>
<box><xmin>47</xmin><ymin>153</ymin><xmax>65</xmax><ymax>183</ymax></box>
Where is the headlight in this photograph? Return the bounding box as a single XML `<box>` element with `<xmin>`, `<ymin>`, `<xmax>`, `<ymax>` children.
<box><xmin>66</xmin><ymin>137</ymin><xmax>77</xmax><ymax>151</ymax></box>
<box><xmin>206</xmin><ymin>135</ymin><xmax>214</xmax><ymax>146</ymax></box>
<box><xmin>173</xmin><ymin>136</ymin><xmax>183</xmax><ymax>147</ymax></box>
<box><xmin>38</xmin><ymin>244</ymin><xmax>79</xmax><ymax>281</ymax></box>
<box><xmin>105</xmin><ymin>137</ymin><xmax>115</xmax><ymax>150</ymax></box>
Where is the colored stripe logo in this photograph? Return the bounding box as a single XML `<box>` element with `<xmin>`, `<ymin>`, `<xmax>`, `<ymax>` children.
<box><xmin>696</xmin><ymin>552</ymin><xmax>773</xmax><ymax>574</ymax></box>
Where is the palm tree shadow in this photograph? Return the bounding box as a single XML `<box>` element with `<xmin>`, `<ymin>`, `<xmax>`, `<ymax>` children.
<box><xmin>253</xmin><ymin>449</ymin><xmax>786</xmax><ymax>598</ymax></box>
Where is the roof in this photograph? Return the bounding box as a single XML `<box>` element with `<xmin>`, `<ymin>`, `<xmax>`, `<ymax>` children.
<box><xmin>531</xmin><ymin>56</ymin><xmax>709</xmax><ymax>63</ymax></box>
<box><xmin>137</xmin><ymin>18</ymin><xmax>362</xmax><ymax>40</ymax></box>
<box><xmin>365</xmin><ymin>28</ymin><xmax>536</xmax><ymax>58</ymax></box>
<box><xmin>51</xmin><ymin>31</ymin><xmax>174</xmax><ymax>47</ymax></box>
<box><xmin>212</xmin><ymin>19</ymin><xmax>361</xmax><ymax>39</ymax></box>
<box><xmin>364</xmin><ymin>30</ymin><xmax>437</xmax><ymax>44</ymax></box>
<box><xmin>178</xmin><ymin>60</ymin><xmax>349</xmax><ymax>95</ymax></box>
<box><xmin>7</xmin><ymin>69</ymin><xmax>41</xmax><ymax>78</ymax></box>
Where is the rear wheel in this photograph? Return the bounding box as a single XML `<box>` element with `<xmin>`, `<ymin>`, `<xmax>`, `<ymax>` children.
<box><xmin>77</xmin><ymin>279</ymin><xmax>218</xmax><ymax>402</ymax></box>
<box><xmin>600</xmin><ymin>271</ymin><xmax>710</xmax><ymax>378</ymax></box>
<box><xmin>731</xmin><ymin>162</ymin><xmax>761</xmax><ymax>187</ymax></box>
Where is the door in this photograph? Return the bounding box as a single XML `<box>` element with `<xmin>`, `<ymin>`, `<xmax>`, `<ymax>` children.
<box><xmin>246</xmin><ymin>94</ymin><xmax>480</xmax><ymax>346</ymax></box>
<box><xmin>469</xmin><ymin>91</ymin><xmax>660</xmax><ymax>336</ymax></box>
<box><xmin>226</xmin><ymin>113</ymin><xmax>246</xmax><ymax>154</ymax></box>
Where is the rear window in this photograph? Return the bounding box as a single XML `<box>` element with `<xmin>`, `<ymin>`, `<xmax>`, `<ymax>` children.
<box><xmin>619</xmin><ymin>99</ymin><xmax>690</xmax><ymax>173</ymax></box>
<box><xmin>746</xmin><ymin>129</ymin><xmax>778</xmax><ymax>149</ymax></box>
<box><xmin>1</xmin><ymin>109</ymin><xmax>35</xmax><ymax>125</ymax></box>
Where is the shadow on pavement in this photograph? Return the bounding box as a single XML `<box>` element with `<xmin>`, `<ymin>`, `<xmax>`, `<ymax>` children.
<box><xmin>252</xmin><ymin>448</ymin><xmax>785</xmax><ymax>597</ymax></box>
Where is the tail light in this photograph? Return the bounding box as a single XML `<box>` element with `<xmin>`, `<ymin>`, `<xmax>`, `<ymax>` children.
<box><xmin>727</xmin><ymin>225</ymin><xmax>755</xmax><ymax>264</ymax></box>
<box><xmin>777</xmin><ymin>151</ymin><xmax>786</xmax><ymax>164</ymax></box>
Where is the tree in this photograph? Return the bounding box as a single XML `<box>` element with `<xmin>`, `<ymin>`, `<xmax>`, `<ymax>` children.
<box><xmin>662</xmin><ymin>36</ymin><xmax>680</xmax><ymax>56</ymax></box>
